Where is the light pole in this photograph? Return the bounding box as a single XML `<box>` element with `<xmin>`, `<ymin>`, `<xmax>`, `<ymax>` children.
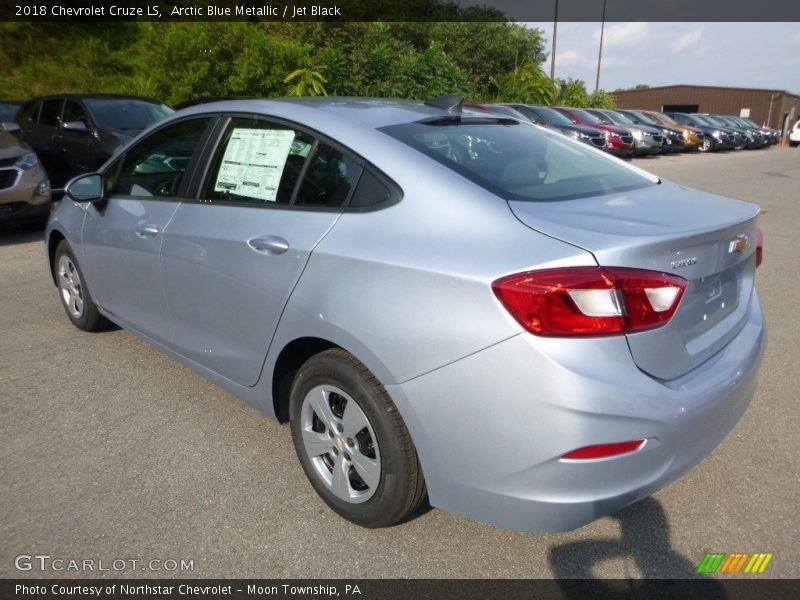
<box><xmin>550</xmin><ymin>0</ymin><xmax>559</xmax><ymax>79</ymax></box>
<box><xmin>595</xmin><ymin>0</ymin><xmax>607</xmax><ymax>93</ymax></box>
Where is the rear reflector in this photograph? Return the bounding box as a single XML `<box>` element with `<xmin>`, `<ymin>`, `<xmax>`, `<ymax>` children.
<box><xmin>562</xmin><ymin>439</ymin><xmax>646</xmax><ymax>460</ymax></box>
<box><xmin>756</xmin><ymin>226</ymin><xmax>764</xmax><ymax>268</ymax></box>
<box><xmin>492</xmin><ymin>267</ymin><xmax>686</xmax><ymax>336</ymax></box>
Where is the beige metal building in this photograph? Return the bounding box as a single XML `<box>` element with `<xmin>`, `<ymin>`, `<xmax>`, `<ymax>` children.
<box><xmin>613</xmin><ymin>84</ymin><xmax>800</xmax><ymax>134</ymax></box>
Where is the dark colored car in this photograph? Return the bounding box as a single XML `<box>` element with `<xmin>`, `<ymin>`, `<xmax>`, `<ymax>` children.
<box><xmin>15</xmin><ymin>94</ymin><xmax>173</xmax><ymax>190</ymax></box>
<box><xmin>694</xmin><ymin>114</ymin><xmax>749</xmax><ymax>150</ymax></box>
<box><xmin>0</xmin><ymin>122</ymin><xmax>52</xmax><ymax>226</ymax></box>
<box><xmin>614</xmin><ymin>110</ymin><xmax>687</xmax><ymax>153</ymax></box>
<box><xmin>712</xmin><ymin>115</ymin><xmax>767</xmax><ymax>149</ymax></box>
<box><xmin>585</xmin><ymin>108</ymin><xmax>664</xmax><ymax>156</ymax></box>
<box><xmin>503</xmin><ymin>104</ymin><xmax>607</xmax><ymax>151</ymax></box>
<box><xmin>734</xmin><ymin>116</ymin><xmax>779</xmax><ymax>145</ymax></box>
<box><xmin>0</xmin><ymin>101</ymin><xmax>22</xmax><ymax>122</ymax></box>
<box><xmin>665</xmin><ymin>113</ymin><xmax>736</xmax><ymax>152</ymax></box>
<box><xmin>552</xmin><ymin>106</ymin><xmax>635</xmax><ymax>157</ymax></box>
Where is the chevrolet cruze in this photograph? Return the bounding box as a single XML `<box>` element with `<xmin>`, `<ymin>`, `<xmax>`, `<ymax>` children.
<box><xmin>46</xmin><ymin>97</ymin><xmax>766</xmax><ymax>532</ymax></box>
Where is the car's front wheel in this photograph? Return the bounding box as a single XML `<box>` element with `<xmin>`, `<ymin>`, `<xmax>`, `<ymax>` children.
<box><xmin>699</xmin><ymin>136</ymin><xmax>714</xmax><ymax>152</ymax></box>
<box><xmin>289</xmin><ymin>349</ymin><xmax>427</xmax><ymax>528</ymax></box>
<box><xmin>54</xmin><ymin>240</ymin><xmax>109</xmax><ymax>331</ymax></box>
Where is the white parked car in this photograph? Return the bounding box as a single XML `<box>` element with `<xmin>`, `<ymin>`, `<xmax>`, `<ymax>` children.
<box><xmin>789</xmin><ymin>119</ymin><xmax>800</xmax><ymax>147</ymax></box>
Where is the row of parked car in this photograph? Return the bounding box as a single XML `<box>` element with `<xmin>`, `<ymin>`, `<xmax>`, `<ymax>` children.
<box><xmin>0</xmin><ymin>94</ymin><xmax>173</xmax><ymax>226</ymax></box>
<box><xmin>0</xmin><ymin>93</ymin><xmax>793</xmax><ymax>228</ymax></box>
<box><xmin>465</xmin><ymin>102</ymin><xmax>783</xmax><ymax>158</ymax></box>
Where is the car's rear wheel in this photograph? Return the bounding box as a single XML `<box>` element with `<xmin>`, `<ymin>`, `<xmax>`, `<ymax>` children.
<box><xmin>289</xmin><ymin>349</ymin><xmax>426</xmax><ymax>528</ymax></box>
<box><xmin>54</xmin><ymin>240</ymin><xmax>109</xmax><ymax>331</ymax></box>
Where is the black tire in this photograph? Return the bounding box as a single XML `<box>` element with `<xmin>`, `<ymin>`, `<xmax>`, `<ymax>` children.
<box><xmin>289</xmin><ymin>348</ymin><xmax>427</xmax><ymax>528</ymax></box>
<box><xmin>54</xmin><ymin>240</ymin><xmax>109</xmax><ymax>332</ymax></box>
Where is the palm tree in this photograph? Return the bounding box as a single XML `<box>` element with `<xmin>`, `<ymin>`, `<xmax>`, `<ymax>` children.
<box><xmin>283</xmin><ymin>66</ymin><xmax>328</xmax><ymax>97</ymax></box>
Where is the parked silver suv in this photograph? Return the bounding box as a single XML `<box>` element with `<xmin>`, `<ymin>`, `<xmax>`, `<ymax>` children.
<box><xmin>0</xmin><ymin>122</ymin><xmax>51</xmax><ymax>226</ymax></box>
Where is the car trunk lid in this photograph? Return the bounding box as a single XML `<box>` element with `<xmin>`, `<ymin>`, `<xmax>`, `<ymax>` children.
<box><xmin>508</xmin><ymin>180</ymin><xmax>760</xmax><ymax>380</ymax></box>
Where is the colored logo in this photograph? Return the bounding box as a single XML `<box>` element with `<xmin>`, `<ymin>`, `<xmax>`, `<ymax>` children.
<box><xmin>696</xmin><ymin>552</ymin><xmax>773</xmax><ymax>574</ymax></box>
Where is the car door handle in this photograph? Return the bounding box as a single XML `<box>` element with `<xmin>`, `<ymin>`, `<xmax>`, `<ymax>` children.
<box><xmin>248</xmin><ymin>235</ymin><xmax>289</xmax><ymax>254</ymax></box>
<box><xmin>134</xmin><ymin>225</ymin><xmax>160</xmax><ymax>239</ymax></box>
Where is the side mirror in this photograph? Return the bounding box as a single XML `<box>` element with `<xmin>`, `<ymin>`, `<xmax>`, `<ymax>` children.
<box><xmin>65</xmin><ymin>173</ymin><xmax>104</xmax><ymax>203</ymax></box>
<box><xmin>62</xmin><ymin>120</ymin><xmax>89</xmax><ymax>132</ymax></box>
<box><xmin>0</xmin><ymin>121</ymin><xmax>20</xmax><ymax>133</ymax></box>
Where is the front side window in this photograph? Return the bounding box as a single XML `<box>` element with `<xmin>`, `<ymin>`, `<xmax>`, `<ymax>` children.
<box><xmin>204</xmin><ymin>117</ymin><xmax>361</xmax><ymax>208</ymax></box>
<box><xmin>62</xmin><ymin>100</ymin><xmax>90</xmax><ymax>127</ymax></box>
<box><xmin>108</xmin><ymin>117</ymin><xmax>211</xmax><ymax>198</ymax></box>
<box><xmin>381</xmin><ymin>119</ymin><xmax>654</xmax><ymax>202</ymax></box>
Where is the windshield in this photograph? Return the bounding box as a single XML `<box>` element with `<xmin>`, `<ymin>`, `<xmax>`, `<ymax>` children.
<box><xmin>587</xmin><ymin>110</ymin><xmax>614</xmax><ymax>125</ymax></box>
<box><xmin>690</xmin><ymin>115</ymin><xmax>713</xmax><ymax>126</ymax></box>
<box><xmin>84</xmin><ymin>99</ymin><xmax>173</xmax><ymax>131</ymax></box>
<box><xmin>631</xmin><ymin>111</ymin><xmax>658</xmax><ymax>125</ymax></box>
<box><xmin>569</xmin><ymin>108</ymin><xmax>602</xmax><ymax>124</ymax></box>
<box><xmin>653</xmin><ymin>112</ymin><xmax>677</xmax><ymax>126</ymax></box>
<box><xmin>528</xmin><ymin>106</ymin><xmax>573</xmax><ymax>126</ymax></box>
<box><xmin>605</xmin><ymin>110</ymin><xmax>636</xmax><ymax>125</ymax></box>
<box><xmin>0</xmin><ymin>103</ymin><xmax>20</xmax><ymax>121</ymax></box>
<box><xmin>380</xmin><ymin>119</ymin><xmax>653</xmax><ymax>202</ymax></box>
<box><xmin>703</xmin><ymin>115</ymin><xmax>728</xmax><ymax>127</ymax></box>
<box><xmin>741</xmin><ymin>118</ymin><xmax>760</xmax><ymax>128</ymax></box>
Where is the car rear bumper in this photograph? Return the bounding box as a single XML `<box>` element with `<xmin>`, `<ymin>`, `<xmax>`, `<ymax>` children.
<box><xmin>388</xmin><ymin>292</ymin><xmax>765</xmax><ymax>532</ymax></box>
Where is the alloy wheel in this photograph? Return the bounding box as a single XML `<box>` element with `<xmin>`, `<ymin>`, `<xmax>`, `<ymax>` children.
<box><xmin>57</xmin><ymin>255</ymin><xmax>84</xmax><ymax>319</ymax></box>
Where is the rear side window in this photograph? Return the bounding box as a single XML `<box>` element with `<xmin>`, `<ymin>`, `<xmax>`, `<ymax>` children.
<box><xmin>204</xmin><ymin>117</ymin><xmax>361</xmax><ymax>209</ymax></box>
<box><xmin>294</xmin><ymin>143</ymin><xmax>360</xmax><ymax>208</ymax></box>
<box><xmin>16</xmin><ymin>101</ymin><xmax>40</xmax><ymax>124</ymax></box>
<box><xmin>39</xmin><ymin>99</ymin><xmax>63</xmax><ymax>127</ymax></box>
<box><xmin>381</xmin><ymin>119</ymin><xmax>654</xmax><ymax>202</ymax></box>
<box><xmin>348</xmin><ymin>167</ymin><xmax>397</xmax><ymax>209</ymax></box>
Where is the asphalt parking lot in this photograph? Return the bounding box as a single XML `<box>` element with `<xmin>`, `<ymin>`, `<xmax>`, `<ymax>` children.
<box><xmin>1</xmin><ymin>147</ymin><xmax>799</xmax><ymax>581</ymax></box>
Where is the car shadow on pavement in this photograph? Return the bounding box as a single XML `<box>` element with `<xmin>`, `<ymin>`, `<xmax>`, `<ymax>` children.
<box><xmin>0</xmin><ymin>223</ymin><xmax>46</xmax><ymax>246</ymax></box>
<box><xmin>548</xmin><ymin>498</ymin><xmax>727</xmax><ymax>598</ymax></box>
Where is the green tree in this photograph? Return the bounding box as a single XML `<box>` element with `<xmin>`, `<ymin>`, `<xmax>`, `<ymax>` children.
<box><xmin>489</xmin><ymin>61</ymin><xmax>556</xmax><ymax>104</ymax></box>
<box><xmin>554</xmin><ymin>78</ymin><xmax>591</xmax><ymax>107</ymax></box>
<box><xmin>588</xmin><ymin>89</ymin><xmax>618</xmax><ymax>108</ymax></box>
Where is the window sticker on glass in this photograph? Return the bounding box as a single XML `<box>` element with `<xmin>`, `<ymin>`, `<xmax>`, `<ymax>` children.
<box><xmin>214</xmin><ymin>128</ymin><xmax>296</xmax><ymax>202</ymax></box>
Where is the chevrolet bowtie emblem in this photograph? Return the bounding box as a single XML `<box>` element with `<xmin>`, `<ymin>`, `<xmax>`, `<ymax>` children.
<box><xmin>728</xmin><ymin>234</ymin><xmax>749</xmax><ymax>254</ymax></box>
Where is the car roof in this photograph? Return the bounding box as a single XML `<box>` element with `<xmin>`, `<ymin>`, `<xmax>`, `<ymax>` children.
<box><xmin>23</xmin><ymin>94</ymin><xmax>166</xmax><ymax>104</ymax></box>
<box><xmin>175</xmin><ymin>97</ymin><xmax>471</xmax><ymax>130</ymax></box>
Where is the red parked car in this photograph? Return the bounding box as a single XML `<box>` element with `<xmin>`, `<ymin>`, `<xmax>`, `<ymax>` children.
<box><xmin>552</xmin><ymin>106</ymin><xmax>635</xmax><ymax>158</ymax></box>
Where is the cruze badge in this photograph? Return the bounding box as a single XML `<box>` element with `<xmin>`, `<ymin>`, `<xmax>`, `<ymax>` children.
<box><xmin>728</xmin><ymin>234</ymin><xmax>749</xmax><ymax>254</ymax></box>
<box><xmin>671</xmin><ymin>257</ymin><xmax>697</xmax><ymax>269</ymax></box>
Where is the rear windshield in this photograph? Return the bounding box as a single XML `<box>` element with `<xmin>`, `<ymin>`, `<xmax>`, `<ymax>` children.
<box><xmin>84</xmin><ymin>99</ymin><xmax>173</xmax><ymax>131</ymax></box>
<box><xmin>380</xmin><ymin>119</ymin><xmax>653</xmax><ymax>202</ymax></box>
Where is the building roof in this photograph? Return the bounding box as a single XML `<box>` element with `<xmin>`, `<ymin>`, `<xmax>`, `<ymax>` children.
<box><xmin>615</xmin><ymin>84</ymin><xmax>800</xmax><ymax>97</ymax></box>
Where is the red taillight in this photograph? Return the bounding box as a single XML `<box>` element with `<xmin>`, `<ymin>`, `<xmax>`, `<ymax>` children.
<box><xmin>756</xmin><ymin>226</ymin><xmax>764</xmax><ymax>268</ymax></box>
<box><xmin>562</xmin><ymin>439</ymin><xmax>646</xmax><ymax>460</ymax></box>
<box><xmin>492</xmin><ymin>267</ymin><xmax>686</xmax><ymax>336</ymax></box>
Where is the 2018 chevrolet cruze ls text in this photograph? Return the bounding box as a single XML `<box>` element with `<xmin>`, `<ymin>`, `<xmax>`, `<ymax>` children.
<box><xmin>46</xmin><ymin>97</ymin><xmax>766</xmax><ymax>532</ymax></box>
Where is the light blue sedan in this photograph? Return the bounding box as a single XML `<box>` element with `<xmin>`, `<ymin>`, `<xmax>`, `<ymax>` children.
<box><xmin>46</xmin><ymin>96</ymin><xmax>766</xmax><ymax>532</ymax></box>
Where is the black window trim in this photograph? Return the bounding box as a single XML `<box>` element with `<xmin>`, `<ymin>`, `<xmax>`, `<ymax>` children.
<box><xmin>186</xmin><ymin>111</ymin><xmax>402</xmax><ymax>213</ymax></box>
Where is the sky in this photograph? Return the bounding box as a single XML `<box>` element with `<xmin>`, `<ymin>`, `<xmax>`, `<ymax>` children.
<box><xmin>526</xmin><ymin>22</ymin><xmax>800</xmax><ymax>93</ymax></box>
